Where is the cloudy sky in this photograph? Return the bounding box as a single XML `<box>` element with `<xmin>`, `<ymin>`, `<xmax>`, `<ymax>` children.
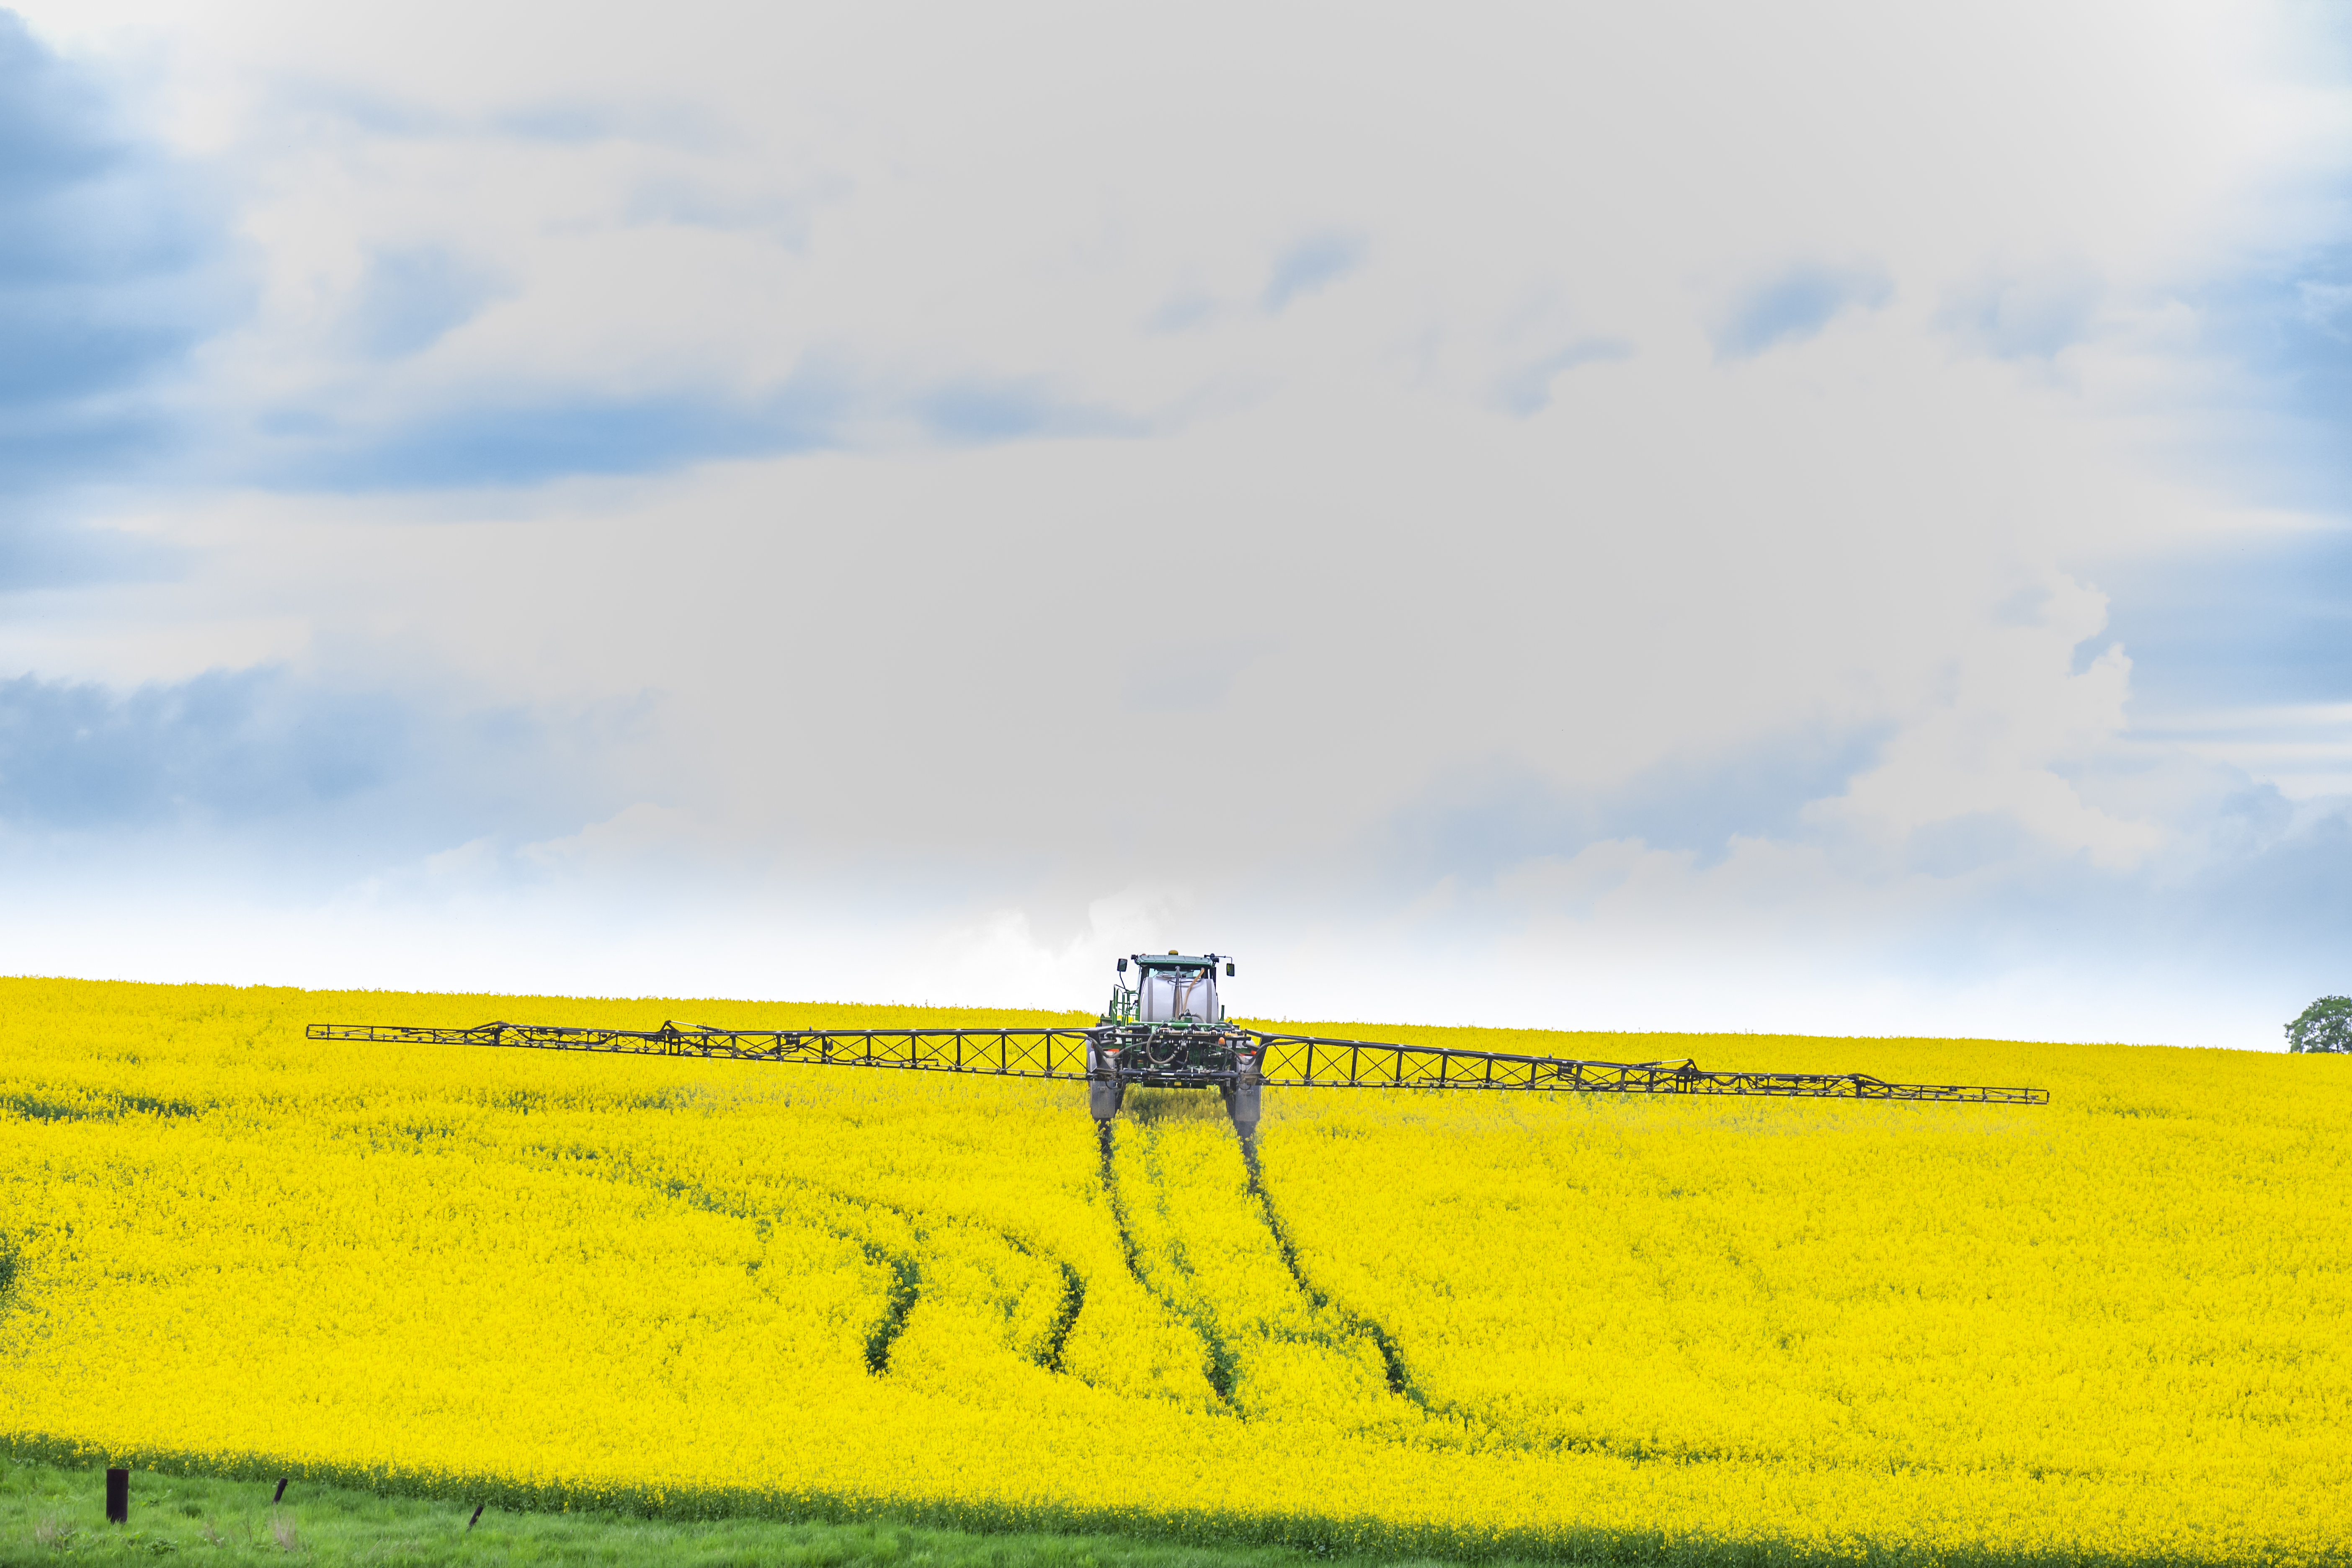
<box><xmin>3</xmin><ymin>2</ymin><xmax>2347</xmax><ymax>1047</ymax></box>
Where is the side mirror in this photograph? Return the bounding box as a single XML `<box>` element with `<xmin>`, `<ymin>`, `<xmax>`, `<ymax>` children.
<box><xmin>1225</xmin><ymin>962</ymin><xmax>1235</xmax><ymax>977</ymax></box>
<box><xmin>1116</xmin><ymin>958</ymin><xmax>1128</xmax><ymax>974</ymax></box>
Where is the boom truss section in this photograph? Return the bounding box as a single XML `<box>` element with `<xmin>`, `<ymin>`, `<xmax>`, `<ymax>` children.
<box><xmin>303</xmin><ymin>1021</ymin><xmax>2049</xmax><ymax>1106</ymax></box>
<box><xmin>307</xmin><ymin>1021</ymin><xmax>1096</xmax><ymax>1079</ymax></box>
<box><xmin>1250</xmin><ymin>1033</ymin><xmax>2045</xmax><ymax>1102</ymax></box>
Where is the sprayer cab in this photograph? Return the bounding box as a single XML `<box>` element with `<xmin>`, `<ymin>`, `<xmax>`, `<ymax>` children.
<box><xmin>1104</xmin><ymin>952</ymin><xmax>1235</xmax><ymax>1026</ymax></box>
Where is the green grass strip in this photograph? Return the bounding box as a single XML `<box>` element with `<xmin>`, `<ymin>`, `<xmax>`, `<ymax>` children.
<box><xmin>5</xmin><ymin>1443</ymin><xmax>2328</xmax><ymax>1568</ymax></box>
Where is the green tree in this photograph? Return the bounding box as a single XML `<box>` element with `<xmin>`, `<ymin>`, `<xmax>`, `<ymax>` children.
<box><xmin>2286</xmin><ymin>996</ymin><xmax>2352</xmax><ymax>1053</ymax></box>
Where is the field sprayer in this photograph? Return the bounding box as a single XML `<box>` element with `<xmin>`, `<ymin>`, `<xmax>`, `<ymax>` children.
<box><xmin>308</xmin><ymin>951</ymin><xmax>2049</xmax><ymax>1130</ymax></box>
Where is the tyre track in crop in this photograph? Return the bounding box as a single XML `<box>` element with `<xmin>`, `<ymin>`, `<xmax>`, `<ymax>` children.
<box><xmin>1235</xmin><ymin>1129</ymin><xmax>1577</xmax><ymax>1458</ymax></box>
<box><xmin>1237</xmin><ymin>1129</ymin><xmax>1708</xmax><ymax>1464</ymax></box>
<box><xmin>811</xmin><ymin>1191</ymin><xmax>1084</xmax><ymax>1377</ymax></box>
<box><xmin>841</xmin><ymin>1194</ymin><xmax>1085</xmax><ymax>1375</ymax></box>
<box><xmin>529</xmin><ymin>1146</ymin><xmax>1084</xmax><ymax>1380</ymax></box>
<box><xmin>1237</xmin><ymin>1133</ymin><xmax>1429</xmax><ymax>1411</ymax></box>
<box><xmin>3</xmin><ymin>1088</ymin><xmax>203</xmax><ymax>1122</ymax></box>
<box><xmin>627</xmin><ymin>1165</ymin><xmax>927</xmax><ymax>1375</ymax></box>
<box><xmin>1112</xmin><ymin>1116</ymin><xmax>1444</xmax><ymax>1429</ymax></box>
<box><xmin>857</xmin><ymin>1235</ymin><xmax>922</xmax><ymax>1374</ymax></box>
<box><xmin>992</xmin><ymin>1229</ymin><xmax>1087</xmax><ymax>1374</ymax></box>
<box><xmin>1097</xmin><ymin>1122</ymin><xmax>1239</xmax><ymax>1408</ymax></box>
<box><xmin>1136</xmin><ymin>1123</ymin><xmax>1245</xmax><ymax>1403</ymax></box>
<box><xmin>653</xmin><ymin>1171</ymin><xmax>1086</xmax><ymax>1378</ymax></box>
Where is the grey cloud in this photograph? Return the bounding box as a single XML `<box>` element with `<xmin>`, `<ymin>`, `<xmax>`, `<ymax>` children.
<box><xmin>622</xmin><ymin>178</ymin><xmax>817</xmax><ymax>247</ymax></box>
<box><xmin>1491</xmin><ymin>338</ymin><xmax>1632</xmax><ymax>416</ymax></box>
<box><xmin>1263</xmin><ymin>231</ymin><xmax>1367</xmax><ymax>312</ymax></box>
<box><xmin>1903</xmin><ymin>810</ymin><xmax>2034</xmax><ymax>878</ymax></box>
<box><xmin>1356</xmin><ymin>736</ymin><xmax>2352</xmax><ymax>1017</ymax></box>
<box><xmin>1368</xmin><ymin>724</ymin><xmax>1895</xmax><ymax>891</ymax></box>
<box><xmin>916</xmin><ymin>377</ymin><xmax>1140</xmax><ymax>445</ymax></box>
<box><xmin>2296</xmin><ymin>279</ymin><xmax>2352</xmax><ymax>341</ymax></box>
<box><xmin>492</xmin><ymin>98</ymin><xmax>729</xmax><ymax>148</ymax></box>
<box><xmin>0</xmin><ymin>665</ymin><xmax>649</xmax><ymax>898</ymax></box>
<box><xmin>260</xmin><ymin>374</ymin><xmax>849</xmax><ymax>490</ymax></box>
<box><xmin>344</xmin><ymin>247</ymin><xmax>514</xmax><ymax>359</ymax></box>
<box><xmin>2013</xmin><ymin>792</ymin><xmax>2352</xmax><ymax>988</ymax></box>
<box><xmin>0</xmin><ymin>516</ymin><xmax>178</xmax><ymax>591</ymax></box>
<box><xmin>1712</xmin><ymin>260</ymin><xmax>1891</xmax><ymax>360</ymax></box>
<box><xmin>2085</xmin><ymin>529</ymin><xmax>2352</xmax><ymax>710</ymax></box>
<box><xmin>2198</xmin><ymin>798</ymin><xmax>2352</xmax><ymax>943</ymax></box>
<box><xmin>1147</xmin><ymin>292</ymin><xmax>1219</xmax><ymax>333</ymax></box>
<box><xmin>0</xmin><ymin>12</ymin><xmax>111</xmax><ymax>208</ymax></box>
<box><xmin>497</xmin><ymin>101</ymin><xmax>637</xmax><ymax>143</ymax></box>
<box><xmin>0</xmin><ymin>666</ymin><xmax>402</xmax><ymax>829</ymax></box>
<box><xmin>254</xmin><ymin>360</ymin><xmax>1141</xmax><ymax>490</ymax></box>
<box><xmin>271</xmin><ymin>80</ymin><xmax>720</xmax><ymax>149</ymax></box>
<box><xmin>2187</xmin><ymin>246</ymin><xmax>2352</xmax><ymax>514</ymax></box>
<box><xmin>1992</xmin><ymin>583</ymin><xmax>2055</xmax><ymax>628</ymax></box>
<box><xmin>0</xmin><ymin>10</ymin><xmax>249</xmax><ymax>490</ymax></box>
<box><xmin>1123</xmin><ymin>640</ymin><xmax>1265</xmax><ymax>714</ymax></box>
<box><xmin>1941</xmin><ymin>260</ymin><xmax>2102</xmax><ymax>359</ymax></box>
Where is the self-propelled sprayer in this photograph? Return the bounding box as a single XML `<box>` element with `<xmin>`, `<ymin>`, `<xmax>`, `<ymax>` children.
<box><xmin>307</xmin><ymin>951</ymin><xmax>2048</xmax><ymax>1129</ymax></box>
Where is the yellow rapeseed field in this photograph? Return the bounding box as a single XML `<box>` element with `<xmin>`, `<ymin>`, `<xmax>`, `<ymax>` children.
<box><xmin>2</xmin><ymin>977</ymin><xmax>2347</xmax><ymax>1565</ymax></box>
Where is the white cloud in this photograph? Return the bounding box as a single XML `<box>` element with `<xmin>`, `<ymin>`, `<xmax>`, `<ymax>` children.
<box><xmin>1811</xmin><ymin>572</ymin><xmax>2165</xmax><ymax>871</ymax></box>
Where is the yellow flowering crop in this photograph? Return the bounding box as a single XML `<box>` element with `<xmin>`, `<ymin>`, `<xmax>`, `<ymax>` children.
<box><xmin>2</xmin><ymin>979</ymin><xmax>2347</xmax><ymax>1564</ymax></box>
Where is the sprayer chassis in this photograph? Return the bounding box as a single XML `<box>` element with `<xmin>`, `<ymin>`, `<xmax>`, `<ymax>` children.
<box><xmin>1086</xmin><ymin>1021</ymin><xmax>1264</xmax><ymax>1123</ymax></box>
